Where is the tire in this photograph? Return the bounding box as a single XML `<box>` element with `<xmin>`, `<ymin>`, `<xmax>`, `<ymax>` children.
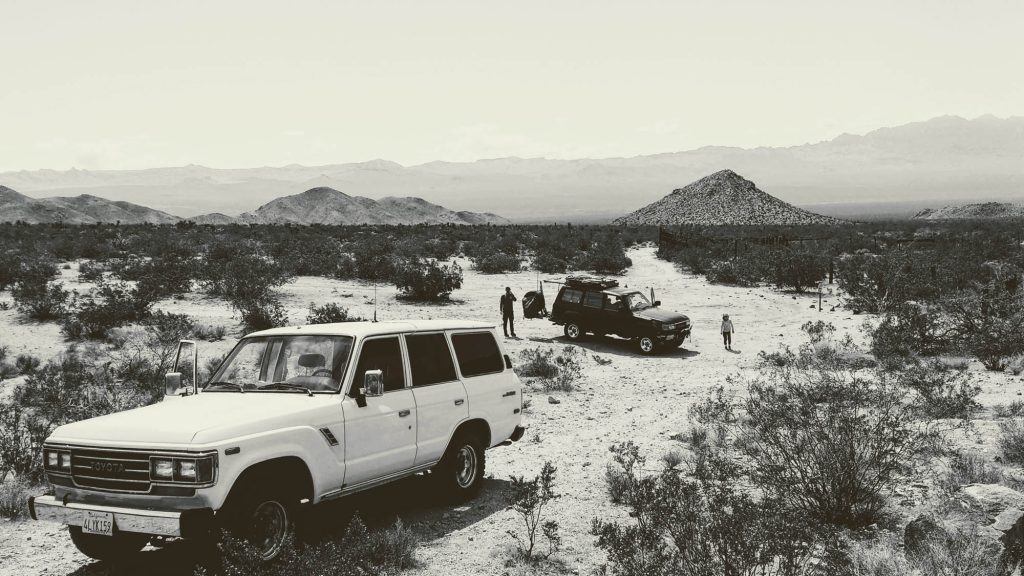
<box><xmin>68</xmin><ymin>526</ymin><xmax>148</xmax><ymax>562</ymax></box>
<box><xmin>637</xmin><ymin>336</ymin><xmax>657</xmax><ymax>355</ymax></box>
<box><xmin>435</xmin><ymin>433</ymin><xmax>486</xmax><ymax>502</ymax></box>
<box><xmin>564</xmin><ymin>323</ymin><xmax>583</xmax><ymax>341</ymax></box>
<box><xmin>223</xmin><ymin>484</ymin><xmax>297</xmax><ymax>563</ymax></box>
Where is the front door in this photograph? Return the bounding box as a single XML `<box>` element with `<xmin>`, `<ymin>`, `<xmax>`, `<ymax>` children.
<box><xmin>602</xmin><ymin>294</ymin><xmax>633</xmax><ymax>338</ymax></box>
<box><xmin>405</xmin><ymin>332</ymin><xmax>468</xmax><ymax>467</ymax></box>
<box><xmin>341</xmin><ymin>336</ymin><xmax>417</xmax><ymax>488</ymax></box>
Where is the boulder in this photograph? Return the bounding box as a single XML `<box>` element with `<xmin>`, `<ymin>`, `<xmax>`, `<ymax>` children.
<box><xmin>955</xmin><ymin>484</ymin><xmax>1024</xmax><ymax>570</ymax></box>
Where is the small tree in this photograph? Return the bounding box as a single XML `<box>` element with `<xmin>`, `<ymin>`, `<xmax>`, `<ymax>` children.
<box><xmin>307</xmin><ymin>302</ymin><xmax>362</xmax><ymax>324</ymax></box>
<box><xmin>506</xmin><ymin>461</ymin><xmax>561</xmax><ymax>562</ymax></box>
<box><xmin>11</xmin><ymin>259</ymin><xmax>68</xmax><ymax>320</ymax></box>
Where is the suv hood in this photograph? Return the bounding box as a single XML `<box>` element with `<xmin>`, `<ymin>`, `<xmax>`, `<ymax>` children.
<box><xmin>48</xmin><ymin>393</ymin><xmax>337</xmax><ymax>448</ymax></box>
<box><xmin>634</xmin><ymin>308</ymin><xmax>689</xmax><ymax>324</ymax></box>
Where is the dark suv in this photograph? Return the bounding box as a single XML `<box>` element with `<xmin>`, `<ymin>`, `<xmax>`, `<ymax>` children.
<box><xmin>549</xmin><ymin>276</ymin><xmax>691</xmax><ymax>354</ymax></box>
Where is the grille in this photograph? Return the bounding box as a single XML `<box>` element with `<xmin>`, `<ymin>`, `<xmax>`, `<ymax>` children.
<box><xmin>71</xmin><ymin>448</ymin><xmax>152</xmax><ymax>493</ymax></box>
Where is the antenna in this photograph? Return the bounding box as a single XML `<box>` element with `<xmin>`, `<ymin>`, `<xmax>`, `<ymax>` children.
<box><xmin>373</xmin><ymin>282</ymin><xmax>378</xmax><ymax>322</ymax></box>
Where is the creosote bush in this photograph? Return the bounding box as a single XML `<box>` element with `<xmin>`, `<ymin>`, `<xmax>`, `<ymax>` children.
<box><xmin>506</xmin><ymin>461</ymin><xmax>561</xmax><ymax>562</ymax></box>
<box><xmin>307</xmin><ymin>302</ymin><xmax>363</xmax><ymax>324</ymax></box>
<box><xmin>515</xmin><ymin>346</ymin><xmax>582</xmax><ymax>392</ymax></box>
<box><xmin>393</xmin><ymin>259</ymin><xmax>463</xmax><ymax>301</ymax></box>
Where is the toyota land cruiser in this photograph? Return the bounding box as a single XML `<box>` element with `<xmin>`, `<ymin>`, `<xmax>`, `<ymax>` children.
<box><xmin>549</xmin><ymin>276</ymin><xmax>691</xmax><ymax>354</ymax></box>
<box><xmin>28</xmin><ymin>320</ymin><xmax>526</xmax><ymax>563</ymax></box>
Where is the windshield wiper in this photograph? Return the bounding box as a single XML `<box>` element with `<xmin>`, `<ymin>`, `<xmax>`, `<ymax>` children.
<box><xmin>205</xmin><ymin>381</ymin><xmax>245</xmax><ymax>392</ymax></box>
<box><xmin>261</xmin><ymin>382</ymin><xmax>314</xmax><ymax>397</ymax></box>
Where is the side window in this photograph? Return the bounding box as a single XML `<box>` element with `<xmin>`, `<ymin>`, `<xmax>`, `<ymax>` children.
<box><xmin>406</xmin><ymin>333</ymin><xmax>457</xmax><ymax>387</ymax></box>
<box><xmin>605</xmin><ymin>294</ymin><xmax>625</xmax><ymax>311</ymax></box>
<box><xmin>560</xmin><ymin>288</ymin><xmax>583</xmax><ymax>304</ymax></box>
<box><xmin>352</xmin><ymin>337</ymin><xmax>405</xmax><ymax>393</ymax></box>
<box><xmin>451</xmin><ymin>332</ymin><xmax>504</xmax><ymax>378</ymax></box>
<box><xmin>583</xmin><ymin>291</ymin><xmax>603</xmax><ymax>308</ymax></box>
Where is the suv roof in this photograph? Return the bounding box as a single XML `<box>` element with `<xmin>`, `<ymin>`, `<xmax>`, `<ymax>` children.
<box><xmin>247</xmin><ymin>320</ymin><xmax>495</xmax><ymax>339</ymax></box>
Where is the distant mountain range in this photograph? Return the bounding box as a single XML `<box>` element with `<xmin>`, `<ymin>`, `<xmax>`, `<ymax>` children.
<box><xmin>0</xmin><ymin>185</ymin><xmax>507</xmax><ymax>225</ymax></box>
<box><xmin>614</xmin><ymin>170</ymin><xmax>845</xmax><ymax>226</ymax></box>
<box><xmin>2</xmin><ymin>115</ymin><xmax>1023</xmax><ymax>222</ymax></box>
<box><xmin>913</xmin><ymin>202</ymin><xmax>1024</xmax><ymax>220</ymax></box>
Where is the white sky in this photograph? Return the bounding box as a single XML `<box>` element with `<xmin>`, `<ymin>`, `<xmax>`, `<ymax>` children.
<box><xmin>1</xmin><ymin>0</ymin><xmax>1022</xmax><ymax>171</ymax></box>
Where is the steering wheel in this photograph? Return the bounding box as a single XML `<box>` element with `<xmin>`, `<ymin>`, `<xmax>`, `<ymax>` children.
<box><xmin>311</xmin><ymin>368</ymin><xmax>333</xmax><ymax>378</ymax></box>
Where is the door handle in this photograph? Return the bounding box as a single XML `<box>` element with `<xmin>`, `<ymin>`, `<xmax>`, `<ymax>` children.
<box><xmin>398</xmin><ymin>409</ymin><xmax>411</xmax><ymax>417</ymax></box>
<box><xmin>454</xmin><ymin>399</ymin><xmax>465</xmax><ymax>406</ymax></box>
<box><xmin>502</xmin><ymin>390</ymin><xmax>516</xmax><ymax>397</ymax></box>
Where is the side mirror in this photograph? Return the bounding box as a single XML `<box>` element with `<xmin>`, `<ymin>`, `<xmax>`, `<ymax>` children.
<box><xmin>167</xmin><ymin>340</ymin><xmax>198</xmax><ymax>396</ymax></box>
<box><xmin>165</xmin><ymin>372</ymin><xmax>183</xmax><ymax>396</ymax></box>
<box><xmin>362</xmin><ymin>369</ymin><xmax>384</xmax><ymax>398</ymax></box>
<box><xmin>654</xmin><ymin>300</ymin><xmax>661</xmax><ymax>307</ymax></box>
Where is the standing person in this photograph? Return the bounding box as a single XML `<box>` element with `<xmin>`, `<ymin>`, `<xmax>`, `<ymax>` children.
<box><xmin>721</xmin><ymin>314</ymin><xmax>734</xmax><ymax>351</ymax></box>
<box><xmin>500</xmin><ymin>286</ymin><xmax>518</xmax><ymax>338</ymax></box>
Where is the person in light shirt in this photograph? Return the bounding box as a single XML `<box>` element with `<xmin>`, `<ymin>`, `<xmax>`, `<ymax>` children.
<box><xmin>721</xmin><ymin>314</ymin><xmax>734</xmax><ymax>351</ymax></box>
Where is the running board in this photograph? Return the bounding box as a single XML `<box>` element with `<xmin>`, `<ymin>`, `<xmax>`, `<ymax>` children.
<box><xmin>319</xmin><ymin>462</ymin><xmax>436</xmax><ymax>501</ymax></box>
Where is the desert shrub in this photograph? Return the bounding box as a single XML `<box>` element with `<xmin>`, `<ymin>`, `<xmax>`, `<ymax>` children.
<box><xmin>77</xmin><ymin>260</ymin><xmax>106</xmax><ymax>283</ymax></box>
<box><xmin>60</xmin><ymin>280</ymin><xmax>153</xmax><ymax>340</ymax></box>
<box><xmin>196</xmin><ymin>515</ymin><xmax>417</xmax><ymax>576</ymax></box>
<box><xmin>943</xmin><ymin>265</ymin><xmax>1024</xmax><ymax>371</ymax></box>
<box><xmin>738</xmin><ymin>360</ymin><xmax>941</xmax><ymax>528</ymax></box>
<box><xmin>910</xmin><ymin>527</ymin><xmax>1001</xmax><ymax>576</ymax></box>
<box><xmin>515</xmin><ymin>347</ymin><xmax>559</xmax><ymax>380</ymax></box>
<box><xmin>580</xmin><ymin>233</ymin><xmax>632</xmax><ymax>275</ymax></box>
<box><xmin>393</xmin><ymin>259</ymin><xmax>463</xmax><ymax>301</ymax></box>
<box><xmin>603</xmin><ymin>442</ymin><xmax>643</xmax><ymax>505</ymax></box>
<box><xmin>845</xmin><ymin>539</ymin><xmax>911</xmax><ymax>576</ymax></box>
<box><xmin>704</xmin><ymin>258</ymin><xmax>761</xmax><ymax>286</ymax></box>
<box><xmin>473</xmin><ymin>252</ymin><xmax>521</xmax><ymax>274</ymax></box>
<box><xmin>11</xmin><ymin>259</ymin><xmax>68</xmax><ymax>320</ymax></box>
<box><xmin>351</xmin><ymin>234</ymin><xmax>397</xmax><ymax>281</ymax></box>
<box><xmin>12</xmin><ymin>354</ymin><xmax>40</xmax><ymax>376</ymax></box>
<box><xmin>837</xmin><ymin>250</ymin><xmax>943</xmax><ymax>314</ymax></box>
<box><xmin>895</xmin><ymin>360</ymin><xmax>980</xmax><ymax>421</ymax></box>
<box><xmin>307</xmin><ymin>302</ymin><xmax>363</xmax><ymax>324</ymax></box>
<box><xmin>870</xmin><ymin>302</ymin><xmax>949</xmax><ymax>365</ymax></box>
<box><xmin>0</xmin><ymin>402</ymin><xmax>50</xmax><ymax>483</ymax></box>
<box><xmin>506</xmin><ymin>461</ymin><xmax>561</xmax><ymax>562</ymax></box>
<box><xmin>592</xmin><ymin>442</ymin><xmax>816</xmax><ymax>576</ymax></box>
<box><xmin>0</xmin><ymin>476</ymin><xmax>33</xmax><ymax>520</ymax></box>
<box><xmin>767</xmin><ymin>249</ymin><xmax>828</xmax><ymax>292</ymax></box>
<box><xmin>531</xmin><ymin>251</ymin><xmax>568</xmax><ymax>274</ymax></box>
<box><xmin>998</xmin><ymin>418</ymin><xmax>1024</xmax><ymax>465</ymax></box>
<box><xmin>939</xmin><ymin>451</ymin><xmax>1003</xmax><ymax>494</ymax></box>
<box><xmin>237</xmin><ymin>297</ymin><xmax>288</xmax><ymax>333</ymax></box>
<box><xmin>802</xmin><ymin>320</ymin><xmax>836</xmax><ymax>345</ymax></box>
<box><xmin>193</xmin><ymin>323</ymin><xmax>228</xmax><ymax>341</ymax></box>
<box><xmin>993</xmin><ymin>401</ymin><xmax>1024</xmax><ymax>419</ymax></box>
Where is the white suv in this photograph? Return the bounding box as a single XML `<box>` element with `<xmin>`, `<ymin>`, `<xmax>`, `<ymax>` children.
<box><xmin>29</xmin><ymin>320</ymin><xmax>526</xmax><ymax>562</ymax></box>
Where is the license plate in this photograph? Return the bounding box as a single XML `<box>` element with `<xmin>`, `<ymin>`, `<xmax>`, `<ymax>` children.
<box><xmin>82</xmin><ymin>511</ymin><xmax>114</xmax><ymax>536</ymax></box>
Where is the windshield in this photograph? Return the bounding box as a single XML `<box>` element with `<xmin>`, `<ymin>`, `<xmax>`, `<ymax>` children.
<box><xmin>206</xmin><ymin>335</ymin><xmax>354</xmax><ymax>393</ymax></box>
<box><xmin>624</xmin><ymin>292</ymin><xmax>652</xmax><ymax>312</ymax></box>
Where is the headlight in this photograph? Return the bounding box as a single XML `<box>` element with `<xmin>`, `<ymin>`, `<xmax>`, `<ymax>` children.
<box><xmin>43</xmin><ymin>448</ymin><xmax>71</xmax><ymax>474</ymax></box>
<box><xmin>152</xmin><ymin>458</ymin><xmax>174</xmax><ymax>480</ymax></box>
<box><xmin>151</xmin><ymin>454</ymin><xmax>216</xmax><ymax>484</ymax></box>
<box><xmin>660</xmin><ymin>323</ymin><xmax>675</xmax><ymax>332</ymax></box>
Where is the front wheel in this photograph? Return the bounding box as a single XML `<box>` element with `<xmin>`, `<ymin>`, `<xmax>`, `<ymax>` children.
<box><xmin>435</xmin><ymin>434</ymin><xmax>486</xmax><ymax>502</ymax></box>
<box><xmin>224</xmin><ymin>485</ymin><xmax>296</xmax><ymax>563</ymax></box>
<box><xmin>69</xmin><ymin>526</ymin><xmax>148</xmax><ymax>562</ymax></box>
<box><xmin>637</xmin><ymin>336</ymin><xmax>657</xmax><ymax>355</ymax></box>
<box><xmin>564</xmin><ymin>323</ymin><xmax>583</xmax><ymax>341</ymax></box>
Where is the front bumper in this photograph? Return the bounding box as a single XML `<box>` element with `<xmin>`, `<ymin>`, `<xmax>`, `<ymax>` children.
<box><xmin>29</xmin><ymin>494</ymin><xmax>213</xmax><ymax>538</ymax></box>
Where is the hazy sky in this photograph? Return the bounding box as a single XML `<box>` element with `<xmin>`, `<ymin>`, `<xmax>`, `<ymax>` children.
<box><xmin>1</xmin><ymin>0</ymin><xmax>1022</xmax><ymax>171</ymax></box>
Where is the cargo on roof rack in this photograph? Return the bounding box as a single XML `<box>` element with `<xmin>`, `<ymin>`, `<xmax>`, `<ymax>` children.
<box><xmin>564</xmin><ymin>275</ymin><xmax>619</xmax><ymax>290</ymax></box>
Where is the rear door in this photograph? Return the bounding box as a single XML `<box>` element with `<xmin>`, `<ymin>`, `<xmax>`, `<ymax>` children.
<box><xmin>405</xmin><ymin>332</ymin><xmax>468</xmax><ymax>467</ymax></box>
<box><xmin>581</xmin><ymin>290</ymin><xmax>606</xmax><ymax>334</ymax></box>
<box><xmin>451</xmin><ymin>330</ymin><xmax>521</xmax><ymax>447</ymax></box>
<box><xmin>341</xmin><ymin>336</ymin><xmax>417</xmax><ymax>488</ymax></box>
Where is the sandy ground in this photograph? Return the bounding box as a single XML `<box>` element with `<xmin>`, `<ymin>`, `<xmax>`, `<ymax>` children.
<box><xmin>1</xmin><ymin>246</ymin><xmax>1022</xmax><ymax>576</ymax></box>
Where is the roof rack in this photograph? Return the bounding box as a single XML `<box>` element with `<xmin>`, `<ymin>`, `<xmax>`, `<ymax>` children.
<box><xmin>562</xmin><ymin>275</ymin><xmax>620</xmax><ymax>290</ymax></box>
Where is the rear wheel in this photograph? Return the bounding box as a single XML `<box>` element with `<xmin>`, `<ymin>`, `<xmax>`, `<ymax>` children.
<box><xmin>435</xmin><ymin>433</ymin><xmax>486</xmax><ymax>502</ymax></box>
<box><xmin>68</xmin><ymin>526</ymin><xmax>148</xmax><ymax>562</ymax></box>
<box><xmin>564</xmin><ymin>323</ymin><xmax>583</xmax><ymax>341</ymax></box>
<box><xmin>637</xmin><ymin>336</ymin><xmax>657</xmax><ymax>355</ymax></box>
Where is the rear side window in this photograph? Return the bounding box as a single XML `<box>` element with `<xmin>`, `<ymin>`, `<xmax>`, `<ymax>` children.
<box><xmin>560</xmin><ymin>288</ymin><xmax>583</xmax><ymax>304</ymax></box>
<box><xmin>451</xmin><ymin>332</ymin><xmax>504</xmax><ymax>378</ymax></box>
<box><xmin>583</xmin><ymin>291</ymin><xmax>603</xmax><ymax>308</ymax></box>
<box><xmin>406</xmin><ymin>333</ymin><xmax>457</xmax><ymax>386</ymax></box>
<box><xmin>352</xmin><ymin>337</ymin><xmax>405</xmax><ymax>393</ymax></box>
